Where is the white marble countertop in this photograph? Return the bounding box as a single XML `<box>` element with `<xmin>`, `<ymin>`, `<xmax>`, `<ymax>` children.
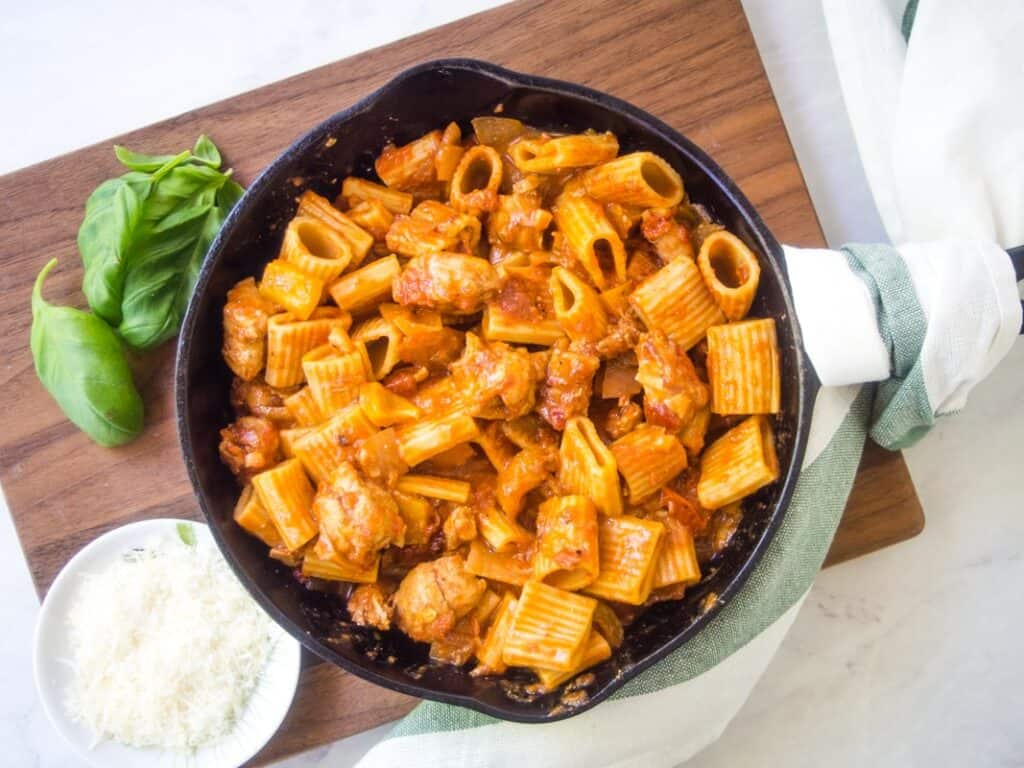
<box><xmin>2</xmin><ymin>1</ymin><xmax>1021</xmax><ymax>766</ymax></box>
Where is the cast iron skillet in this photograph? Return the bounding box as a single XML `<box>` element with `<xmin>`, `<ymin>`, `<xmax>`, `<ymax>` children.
<box><xmin>175</xmin><ymin>59</ymin><xmax>815</xmax><ymax>722</ymax></box>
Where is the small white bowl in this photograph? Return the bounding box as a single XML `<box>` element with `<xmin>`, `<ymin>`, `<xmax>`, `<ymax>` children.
<box><xmin>33</xmin><ymin>518</ymin><xmax>302</xmax><ymax>768</ymax></box>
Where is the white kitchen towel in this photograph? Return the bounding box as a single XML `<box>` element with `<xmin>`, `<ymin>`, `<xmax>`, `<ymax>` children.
<box><xmin>823</xmin><ymin>0</ymin><xmax>1024</xmax><ymax>247</ymax></box>
<box><xmin>354</xmin><ymin>2</ymin><xmax>1023</xmax><ymax>765</ymax></box>
<box><xmin>786</xmin><ymin>240</ymin><xmax>1020</xmax><ymax>448</ymax></box>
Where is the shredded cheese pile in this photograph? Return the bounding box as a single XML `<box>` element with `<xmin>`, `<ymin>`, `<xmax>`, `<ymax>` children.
<box><xmin>66</xmin><ymin>532</ymin><xmax>274</xmax><ymax>750</ymax></box>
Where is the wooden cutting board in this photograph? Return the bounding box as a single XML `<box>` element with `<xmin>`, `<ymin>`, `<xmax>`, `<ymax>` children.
<box><xmin>0</xmin><ymin>0</ymin><xmax>923</xmax><ymax>763</ymax></box>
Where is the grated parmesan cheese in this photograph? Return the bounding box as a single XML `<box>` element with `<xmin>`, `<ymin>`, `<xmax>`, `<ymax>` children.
<box><xmin>66</xmin><ymin>530</ymin><xmax>275</xmax><ymax>751</ymax></box>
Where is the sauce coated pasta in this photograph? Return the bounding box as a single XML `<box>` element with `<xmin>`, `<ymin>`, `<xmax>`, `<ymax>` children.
<box><xmin>219</xmin><ymin>116</ymin><xmax>781</xmax><ymax>690</ymax></box>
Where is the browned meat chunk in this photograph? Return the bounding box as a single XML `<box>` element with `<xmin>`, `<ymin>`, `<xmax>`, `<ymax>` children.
<box><xmin>218</xmin><ymin>416</ymin><xmax>280</xmax><ymax>483</ymax></box>
<box><xmin>537</xmin><ymin>342</ymin><xmax>600</xmax><ymax>430</ymax></box>
<box><xmin>230</xmin><ymin>376</ymin><xmax>295</xmax><ymax>426</ymax></box>
<box><xmin>393</xmin><ymin>253</ymin><xmax>499</xmax><ymax>314</ymax></box>
<box><xmin>347</xmin><ymin>583</ymin><xmax>395</xmax><ymax>631</ymax></box>
<box><xmin>450</xmin><ymin>333</ymin><xmax>539</xmax><ymax>418</ymax></box>
<box><xmin>222</xmin><ymin>277</ymin><xmax>277</xmax><ymax>381</ymax></box>
<box><xmin>635</xmin><ymin>331</ymin><xmax>709</xmax><ymax>432</ymax></box>
<box><xmin>394</xmin><ymin>555</ymin><xmax>486</xmax><ymax>643</ymax></box>
<box><xmin>599</xmin><ymin>397</ymin><xmax>644</xmax><ymax>440</ymax></box>
<box><xmin>313</xmin><ymin>462</ymin><xmax>406</xmax><ymax>569</ymax></box>
<box><xmin>496</xmin><ymin>447</ymin><xmax>557</xmax><ymax>517</ymax></box>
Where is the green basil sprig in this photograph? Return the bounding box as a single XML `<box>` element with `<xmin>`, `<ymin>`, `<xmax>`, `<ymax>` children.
<box><xmin>31</xmin><ymin>259</ymin><xmax>144</xmax><ymax>446</ymax></box>
<box><xmin>79</xmin><ymin>135</ymin><xmax>244</xmax><ymax>350</ymax></box>
<box><xmin>31</xmin><ymin>134</ymin><xmax>243</xmax><ymax>447</ymax></box>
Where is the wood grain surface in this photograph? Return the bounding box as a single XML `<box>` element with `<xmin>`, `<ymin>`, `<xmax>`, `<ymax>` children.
<box><xmin>0</xmin><ymin>0</ymin><xmax>923</xmax><ymax>763</ymax></box>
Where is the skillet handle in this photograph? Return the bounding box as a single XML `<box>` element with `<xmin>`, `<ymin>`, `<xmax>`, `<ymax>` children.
<box><xmin>1009</xmin><ymin>244</ymin><xmax>1024</xmax><ymax>334</ymax></box>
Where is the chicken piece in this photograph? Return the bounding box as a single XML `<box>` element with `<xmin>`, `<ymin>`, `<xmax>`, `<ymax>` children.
<box><xmin>396</xmin><ymin>326</ymin><xmax>464</xmax><ymax>371</ymax></box>
<box><xmin>495</xmin><ymin>447</ymin><xmax>557</xmax><ymax>517</ymax></box>
<box><xmin>392</xmin><ymin>252</ymin><xmax>499</xmax><ymax>314</ymax></box>
<box><xmin>443</xmin><ymin>505</ymin><xmax>478</xmax><ymax>551</ymax></box>
<box><xmin>450</xmin><ymin>333</ymin><xmax>539</xmax><ymax>418</ymax></box>
<box><xmin>430</xmin><ymin>615</ymin><xmax>480</xmax><ymax>666</ymax></box>
<box><xmin>313</xmin><ymin>462</ymin><xmax>406</xmax><ymax>569</ymax></box>
<box><xmin>487</xmin><ymin>191</ymin><xmax>553</xmax><ymax>251</ymax></box>
<box><xmin>218</xmin><ymin>416</ymin><xmax>280</xmax><ymax>483</ymax></box>
<box><xmin>494</xmin><ymin>265</ymin><xmax>557</xmax><ymax>324</ymax></box>
<box><xmin>394</xmin><ymin>555</ymin><xmax>486</xmax><ymax>643</ymax></box>
<box><xmin>347</xmin><ymin>583</ymin><xmax>395</xmax><ymax>631</ymax></box>
<box><xmin>598</xmin><ymin>397</ymin><xmax>644</xmax><ymax>440</ymax></box>
<box><xmin>641</xmin><ymin>208</ymin><xmax>696</xmax><ymax>262</ymax></box>
<box><xmin>537</xmin><ymin>341</ymin><xmax>600</xmax><ymax>430</ymax></box>
<box><xmin>222</xmin><ymin>277</ymin><xmax>278</xmax><ymax>381</ymax></box>
<box><xmin>375</xmin><ymin>129</ymin><xmax>443</xmax><ymax>194</ymax></box>
<box><xmin>594</xmin><ymin>308</ymin><xmax>643</xmax><ymax>360</ymax></box>
<box><xmin>662</xmin><ymin>470</ymin><xmax>712</xmax><ymax>535</ymax></box>
<box><xmin>635</xmin><ymin>331</ymin><xmax>709</xmax><ymax>432</ymax></box>
<box><xmin>230</xmin><ymin>376</ymin><xmax>296</xmax><ymax>426</ymax></box>
<box><xmin>386</xmin><ymin>201</ymin><xmax>481</xmax><ymax>259</ymax></box>
<box><xmin>354</xmin><ymin>428</ymin><xmax>408</xmax><ymax>487</ymax></box>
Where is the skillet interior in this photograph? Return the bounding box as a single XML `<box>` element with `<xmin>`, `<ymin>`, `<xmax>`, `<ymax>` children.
<box><xmin>176</xmin><ymin>59</ymin><xmax>812</xmax><ymax>722</ymax></box>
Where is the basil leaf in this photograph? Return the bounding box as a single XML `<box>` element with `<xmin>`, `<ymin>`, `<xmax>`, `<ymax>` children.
<box><xmin>114</xmin><ymin>145</ymin><xmax>184</xmax><ymax>172</ymax></box>
<box><xmin>176</xmin><ymin>522</ymin><xmax>197</xmax><ymax>547</ymax></box>
<box><xmin>218</xmin><ymin>177</ymin><xmax>245</xmax><ymax>210</ymax></box>
<box><xmin>30</xmin><ymin>259</ymin><xmax>143</xmax><ymax>447</ymax></box>
<box><xmin>141</xmin><ymin>164</ymin><xmax>226</xmax><ymax>227</ymax></box>
<box><xmin>78</xmin><ymin>177</ymin><xmax>146</xmax><ymax>326</ymax></box>
<box><xmin>117</xmin><ymin>171</ymin><xmax>237</xmax><ymax>350</ymax></box>
<box><xmin>192</xmin><ymin>135</ymin><xmax>222</xmax><ymax>168</ymax></box>
<box><xmin>149</xmin><ymin>150</ymin><xmax>194</xmax><ymax>182</ymax></box>
<box><xmin>77</xmin><ymin>136</ymin><xmax>241</xmax><ymax>351</ymax></box>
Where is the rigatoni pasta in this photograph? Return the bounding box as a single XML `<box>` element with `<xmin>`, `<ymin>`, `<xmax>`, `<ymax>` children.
<box><xmin>328</xmin><ymin>255</ymin><xmax>401</xmax><ymax>315</ymax></box>
<box><xmin>258</xmin><ymin>259</ymin><xmax>324</xmax><ymax>321</ymax></box>
<box><xmin>549</xmin><ymin>266</ymin><xmax>608</xmax><ymax>343</ymax></box>
<box><xmin>559</xmin><ymin>417</ymin><xmax>622</xmax><ymax>517</ymax></box>
<box><xmin>301</xmin><ymin>344</ymin><xmax>366</xmax><ymax>414</ymax></box>
<box><xmin>297</xmin><ymin>190</ymin><xmax>374</xmax><ymax>265</ymax></box>
<box><xmin>217</xmin><ymin>115</ymin><xmax>785</xmax><ymax>694</ymax></box>
<box><xmin>510</xmin><ymin>131</ymin><xmax>618</xmax><ymax>173</ymax></box>
<box><xmin>265</xmin><ymin>307</ymin><xmax>350</xmax><ymax>388</ymax></box>
<box><xmin>233</xmin><ymin>485</ymin><xmax>284</xmax><ymax>548</ymax></box>
<box><xmin>584</xmin><ymin>515</ymin><xmax>665</xmax><ymax>605</ymax></box>
<box><xmin>280</xmin><ymin>216</ymin><xmax>352</xmax><ymax>283</ymax></box>
<box><xmin>533</xmin><ymin>631</ymin><xmax>612</xmax><ymax>691</ymax></box>
<box><xmin>502</xmin><ymin>580</ymin><xmax>597</xmax><ymax>671</ymax></box>
<box><xmin>583</xmin><ymin>151</ymin><xmax>685</xmax><ymax>208</ymax></box>
<box><xmin>629</xmin><ymin>255</ymin><xmax>725</xmax><ymax>350</ymax></box>
<box><xmin>610</xmin><ymin>424</ymin><xmax>688</xmax><ymax>503</ymax></box>
<box><xmin>652</xmin><ymin>518</ymin><xmax>701</xmax><ymax>589</ymax></box>
<box><xmin>706</xmin><ymin>318</ymin><xmax>781</xmax><ymax>415</ymax></box>
<box><xmin>554</xmin><ymin>193</ymin><xmax>627</xmax><ymax>289</ymax></box>
<box><xmin>341</xmin><ymin>176</ymin><xmax>413</xmax><ymax>214</ymax></box>
<box><xmin>292</xmin><ymin>402</ymin><xmax>377</xmax><ymax>483</ymax></box>
<box><xmin>697</xmin><ymin>230</ymin><xmax>761</xmax><ymax>321</ymax></box>
<box><xmin>250</xmin><ymin>458</ymin><xmax>317</xmax><ymax>551</ymax></box>
<box><xmin>698</xmin><ymin>415</ymin><xmax>780</xmax><ymax>509</ymax></box>
<box><xmin>533</xmin><ymin>495</ymin><xmax>600</xmax><ymax>591</ymax></box>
